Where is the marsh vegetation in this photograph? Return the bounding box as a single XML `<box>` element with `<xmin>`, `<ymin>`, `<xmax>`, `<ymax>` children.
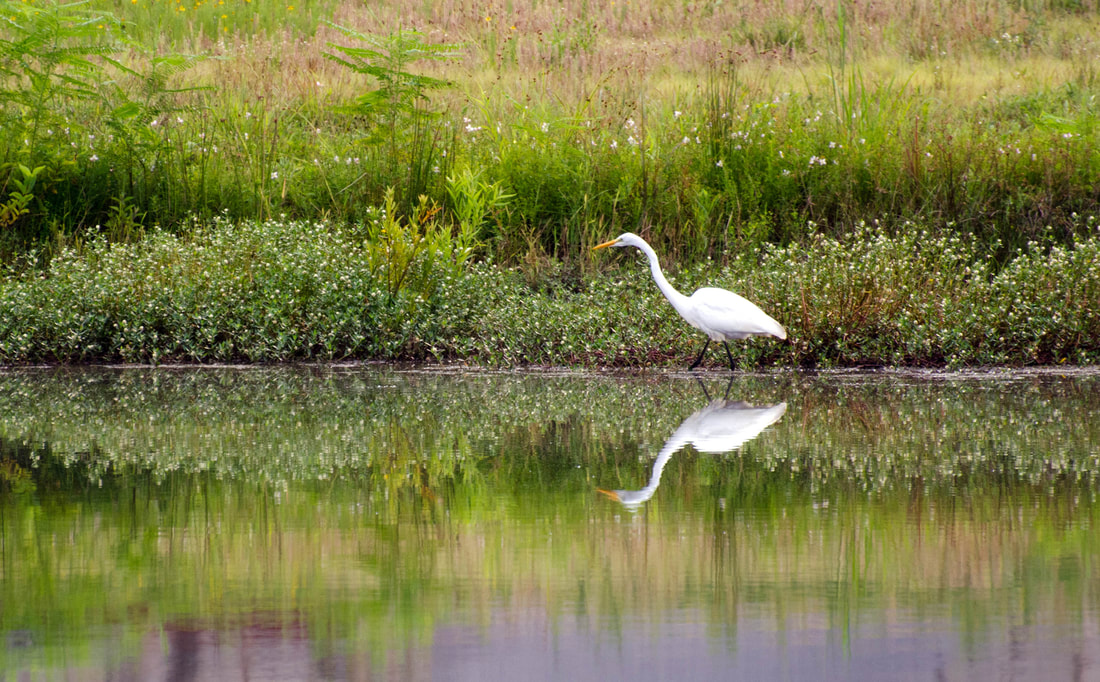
<box><xmin>1</xmin><ymin>0</ymin><xmax>1098</xmax><ymax>366</ymax></box>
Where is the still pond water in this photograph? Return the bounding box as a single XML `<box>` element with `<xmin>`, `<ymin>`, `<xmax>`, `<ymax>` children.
<box><xmin>1</xmin><ymin>367</ymin><xmax>1099</xmax><ymax>681</ymax></box>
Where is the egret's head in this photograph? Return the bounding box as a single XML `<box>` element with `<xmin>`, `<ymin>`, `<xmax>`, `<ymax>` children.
<box><xmin>593</xmin><ymin>232</ymin><xmax>643</xmax><ymax>251</ymax></box>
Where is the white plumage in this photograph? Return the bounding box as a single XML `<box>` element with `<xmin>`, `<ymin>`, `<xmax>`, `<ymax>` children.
<box><xmin>594</xmin><ymin>232</ymin><xmax>786</xmax><ymax>370</ymax></box>
<box><xmin>600</xmin><ymin>398</ymin><xmax>788</xmax><ymax>509</ymax></box>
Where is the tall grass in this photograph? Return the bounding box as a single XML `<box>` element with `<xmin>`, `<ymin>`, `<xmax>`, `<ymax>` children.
<box><xmin>2</xmin><ymin>0</ymin><xmax>1099</xmax><ymax>263</ymax></box>
<box><xmin>103</xmin><ymin>0</ymin><xmax>339</xmax><ymax>44</ymax></box>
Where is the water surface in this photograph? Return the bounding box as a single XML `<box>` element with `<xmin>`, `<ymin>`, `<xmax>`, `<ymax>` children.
<box><xmin>2</xmin><ymin>367</ymin><xmax>1098</xmax><ymax>681</ymax></box>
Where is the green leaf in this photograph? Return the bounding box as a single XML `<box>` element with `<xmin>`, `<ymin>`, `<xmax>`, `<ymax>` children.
<box><xmin>111</xmin><ymin>101</ymin><xmax>143</xmax><ymax>121</ymax></box>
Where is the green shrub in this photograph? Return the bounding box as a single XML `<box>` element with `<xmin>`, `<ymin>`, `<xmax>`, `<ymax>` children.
<box><xmin>2</xmin><ymin>215</ymin><xmax>1098</xmax><ymax>367</ymax></box>
<box><xmin>0</xmin><ymin>212</ymin><xmax>480</xmax><ymax>363</ymax></box>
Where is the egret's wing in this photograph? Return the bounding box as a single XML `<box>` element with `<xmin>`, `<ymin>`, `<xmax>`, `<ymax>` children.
<box><xmin>687</xmin><ymin>401</ymin><xmax>787</xmax><ymax>454</ymax></box>
<box><xmin>689</xmin><ymin>287</ymin><xmax>786</xmax><ymax>340</ymax></box>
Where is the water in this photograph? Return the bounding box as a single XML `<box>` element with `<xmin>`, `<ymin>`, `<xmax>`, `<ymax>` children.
<box><xmin>1</xmin><ymin>367</ymin><xmax>1098</xmax><ymax>681</ymax></box>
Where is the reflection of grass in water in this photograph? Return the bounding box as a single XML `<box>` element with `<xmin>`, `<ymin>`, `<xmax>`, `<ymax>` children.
<box><xmin>3</xmin><ymin>451</ymin><xmax>1098</xmax><ymax>671</ymax></box>
<box><xmin>0</xmin><ymin>368</ymin><xmax>1096</xmax><ymax>489</ymax></box>
<box><xmin>1</xmin><ymin>369</ymin><xmax>1099</xmax><ymax>671</ymax></box>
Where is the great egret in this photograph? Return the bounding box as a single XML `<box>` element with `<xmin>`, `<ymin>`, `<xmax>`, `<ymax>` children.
<box><xmin>593</xmin><ymin>232</ymin><xmax>786</xmax><ymax>371</ymax></box>
<box><xmin>599</xmin><ymin>392</ymin><xmax>787</xmax><ymax>510</ymax></box>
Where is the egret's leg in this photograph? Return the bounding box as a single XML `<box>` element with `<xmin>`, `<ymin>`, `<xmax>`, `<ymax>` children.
<box><xmin>723</xmin><ymin>342</ymin><xmax>736</xmax><ymax>372</ymax></box>
<box><xmin>694</xmin><ymin>375</ymin><xmax>713</xmax><ymax>401</ymax></box>
<box><xmin>688</xmin><ymin>339</ymin><xmax>710</xmax><ymax>370</ymax></box>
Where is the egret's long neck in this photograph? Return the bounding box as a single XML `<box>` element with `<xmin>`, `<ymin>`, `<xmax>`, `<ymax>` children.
<box><xmin>633</xmin><ymin>424</ymin><xmax>693</xmax><ymax>501</ymax></box>
<box><xmin>637</xmin><ymin>241</ymin><xmax>689</xmax><ymax>311</ymax></box>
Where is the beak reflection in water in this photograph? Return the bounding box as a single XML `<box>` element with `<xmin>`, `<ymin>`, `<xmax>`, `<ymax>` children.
<box><xmin>599</xmin><ymin>381</ymin><xmax>786</xmax><ymax>511</ymax></box>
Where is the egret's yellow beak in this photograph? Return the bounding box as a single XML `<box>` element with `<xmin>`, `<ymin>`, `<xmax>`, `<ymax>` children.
<box><xmin>596</xmin><ymin>488</ymin><xmax>621</xmax><ymax>501</ymax></box>
<box><xmin>593</xmin><ymin>238</ymin><xmax>620</xmax><ymax>251</ymax></box>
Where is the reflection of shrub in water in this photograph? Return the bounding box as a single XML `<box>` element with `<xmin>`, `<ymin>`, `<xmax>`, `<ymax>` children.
<box><xmin>0</xmin><ymin>437</ymin><xmax>119</xmax><ymax>495</ymax></box>
<box><xmin>0</xmin><ymin>455</ymin><xmax>35</xmax><ymax>495</ymax></box>
<box><xmin>1</xmin><ymin>370</ymin><xmax>1098</xmax><ymax>497</ymax></box>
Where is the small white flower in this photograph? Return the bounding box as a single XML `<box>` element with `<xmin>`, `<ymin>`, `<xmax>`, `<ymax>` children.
<box><xmin>90</xmin><ymin>154</ymin><xmax>99</xmax><ymax>162</ymax></box>
<box><xmin>610</xmin><ymin>140</ymin><xmax>618</xmax><ymax>149</ymax></box>
<box><xmin>715</xmin><ymin>159</ymin><xmax>724</xmax><ymax>168</ymax></box>
<box><xmin>674</xmin><ymin>110</ymin><xmax>682</xmax><ymax>119</ymax></box>
<box><xmin>270</xmin><ymin>171</ymin><xmax>278</xmax><ymax>179</ymax></box>
<box><xmin>682</xmin><ymin>136</ymin><xmax>691</xmax><ymax>145</ymax></box>
<box><xmin>541</xmin><ymin>122</ymin><xmax>549</xmax><ymax>133</ymax></box>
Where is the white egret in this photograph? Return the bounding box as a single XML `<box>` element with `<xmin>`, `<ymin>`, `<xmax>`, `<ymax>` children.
<box><xmin>593</xmin><ymin>232</ymin><xmax>786</xmax><ymax>371</ymax></box>
<box><xmin>599</xmin><ymin>395</ymin><xmax>787</xmax><ymax>510</ymax></box>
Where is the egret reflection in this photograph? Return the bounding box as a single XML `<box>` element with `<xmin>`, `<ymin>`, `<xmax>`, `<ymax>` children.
<box><xmin>600</xmin><ymin>382</ymin><xmax>786</xmax><ymax>510</ymax></box>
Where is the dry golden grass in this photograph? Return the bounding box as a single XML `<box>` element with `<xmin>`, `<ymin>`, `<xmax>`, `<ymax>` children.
<box><xmin>172</xmin><ymin>0</ymin><xmax>1100</xmax><ymax>123</ymax></box>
